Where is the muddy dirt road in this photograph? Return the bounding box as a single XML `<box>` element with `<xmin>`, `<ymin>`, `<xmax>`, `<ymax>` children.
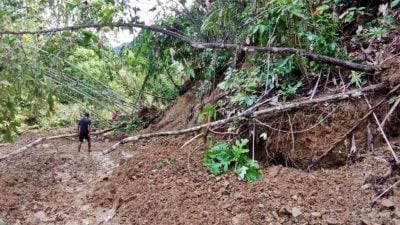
<box><xmin>1</xmin><ymin>131</ymin><xmax>400</xmax><ymax>225</ymax></box>
<box><xmin>0</xmin><ymin>132</ymin><xmax>135</xmax><ymax>225</ymax></box>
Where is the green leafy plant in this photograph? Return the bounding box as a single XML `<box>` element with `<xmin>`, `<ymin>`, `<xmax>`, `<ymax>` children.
<box><xmin>202</xmin><ymin>142</ymin><xmax>232</xmax><ymax>175</ymax></box>
<box><xmin>389</xmin><ymin>95</ymin><xmax>400</xmax><ymax>104</ymax></box>
<box><xmin>349</xmin><ymin>71</ymin><xmax>364</xmax><ymax>86</ymax></box>
<box><xmin>122</xmin><ymin>117</ymin><xmax>144</xmax><ymax>132</ymax></box>
<box><xmin>278</xmin><ymin>81</ymin><xmax>302</xmax><ymax>101</ymax></box>
<box><xmin>365</xmin><ymin>26</ymin><xmax>388</xmax><ymax>39</ymax></box>
<box><xmin>198</xmin><ymin>104</ymin><xmax>217</xmax><ymax>123</ymax></box>
<box><xmin>391</xmin><ymin>0</ymin><xmax>400</xmax><ymax>8</ymax></box>
<box><xmin>355</xmin><ymin>6</ymin><xmax>398</xmax><ymax>42</ymax></box>
<box><xmin>202</xmin><ymin>139</ymin><xmax>262</xmax><ymax>181</ymax></box>
<box><xmin>339</xmin><ymin>7</ymin><xmax>368</xmax><ymax>24</ymax></box>
<box><xmin>273</xmin><ymin>55</ymin><xmax>296</xmax><ymax>76</ymax></box>
<box><xmin>218</xmin><ymin>68</ymin><xmax>260</xmax><ymax>107</ymax></box>
<box><xmin>318</xmin><ymin>115</ymin><xmax>326</xmax><ymax>126</ymax></box>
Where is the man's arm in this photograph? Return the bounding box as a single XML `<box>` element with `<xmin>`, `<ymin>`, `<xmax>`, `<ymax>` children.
<box><xmin>88</xmin><ymin>124</ymin><xmax>91</xmax><ymax>135</ymax></box>
<box><xmin>77</xmin><ymin>121</ymin><xmax>80</xmax><ymax>134</ymax></box>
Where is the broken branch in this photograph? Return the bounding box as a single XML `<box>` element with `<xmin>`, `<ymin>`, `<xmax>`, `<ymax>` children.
<box><xmin>0</xmin><ymin>126</ymin><xmax>118</xmax><ymax>162</ymax></box>
<box><xmin>180</xmin><ymin>133</ymin><xmax>204</xmax><ymax>149</ymax></box>
<box><xmin>381</xmin><ymin>96</ymin><xmax>400</xmax><ymax>128</ymax></box>
<box><xmin>371</xmin><ymin>180</ymin><xmax>400</xmax><ymax>204</ymax></box>
<box><xmin>361</xmin><ymin>94</ymin><xmax>399</xmax><ymax>165</ymax></box>
<box><xmin>0</xmin><ymin>23</ymin><xmax>374</xmax><ymax>72</ymax></box>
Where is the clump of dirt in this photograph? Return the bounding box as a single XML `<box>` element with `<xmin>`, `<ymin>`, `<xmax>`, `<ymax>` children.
<box><xmin>255</xmin><ymin>98</ymin><xmax>389</xmax><ymax>169</ymax></box>
<box><xmin>146</xmin><ymin>88</ymin><xmax>227</xmax><ymax>133</ymax></box>
<box><xmin>136</xmin><ymin>105</ymin><xmax>160</xmax><ymax>121</ymax></box>
<box><xmin>150</xmin><ymin>91</ymin><xmax>197</xmax><ymax>131</ymax></box>
<box><xmin>380</xmin><ymin>55</ymin><xmax>400</xmax><ymax>87</ymax></box>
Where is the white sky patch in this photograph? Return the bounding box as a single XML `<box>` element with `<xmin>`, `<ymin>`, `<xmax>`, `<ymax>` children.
<box><xmin>107</xmin><ymin>0</ymin><xmax>193</xmax><ymax>47</ymax></box>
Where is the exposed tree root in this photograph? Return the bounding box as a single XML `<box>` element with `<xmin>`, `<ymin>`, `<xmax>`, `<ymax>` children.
<box><xmin>103</xmin><ymin>84</ymin><xmax>385</xmax><ymax>154</ymax></box>
<box><xmin>0</xmin><ymin>127</ymin><xmax>117</xmax><ymax>162</ymax></box>
<box><xmin>0</xmin><ymin>23</ymin><xmax>374</xmax><ymax>73</ymax></box>
<box><xmin>308</xmin><ymin>83</ymin><xmax>400</xmax><ymax>170</ymax></box>
<box><xmin>361</xmin><ymin>94</ymin><xmax>398</xmax><ymax>167</ymax></box>
<box><xmin>371</xmin><ymin>180</ymin><xmax>400</xmax><ymax>205</ymax></box>
<box><xmin>180</xmin><ymin>133</ymin><xmax>204</xmax><ymax>149</ymax></box>
<box><xmin>380</xmin><ymin>96</ymin><xmax>400</xmax><ymax>128</ymax></box>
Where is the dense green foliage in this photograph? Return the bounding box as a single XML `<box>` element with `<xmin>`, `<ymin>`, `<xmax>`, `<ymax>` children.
<box><xmin>0</xmin><ymin>0</ymin><xmax>182</xmax><ymax>140</ymax></box>
<box><xmin>0</xmin><ymin>0</ymin><xmax>399</xmax><ymax>142</ymax></box>
<box><xmin>203</xmin><ymin>139</ymin><xmax>262</xmax><ymax>181</ymax></box>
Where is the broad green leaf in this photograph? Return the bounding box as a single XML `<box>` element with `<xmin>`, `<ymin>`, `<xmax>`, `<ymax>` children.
<box><xmin>244</xmin><ymin>166</ymin><xmax>262</xmax><ymax>181</ymax></box>
<box><xmin>391</xmin><ymin>0</ymin><xmax>400</xmax><ymax>8</ymax></box>
<box><xmin>185</xmin><ymin>67</ymin><xmax>195</xmax><ymax>78</ymax></box>
<box><xmin>105</xmin><ymin>0</ymin><xmax>116</xmax><ymax>5</ymax></box>
<box><xmin>100</xmin><ymin>7</ymin><xmax>114</xmax><ymax>23</ymax></box>
<box><xmin>203</xmin><ymin>159</ymin><xmax>222</xmax><ymax>175</ymax></box>
<box><xmin>236</xmin><ymin>165</ymin><xmax>248</xmax><ymax>179</ymax></box>
<box><xmin>314</xmin><ymin>5</ymin><xmax>329</xmax><ymax>16</ymax></box>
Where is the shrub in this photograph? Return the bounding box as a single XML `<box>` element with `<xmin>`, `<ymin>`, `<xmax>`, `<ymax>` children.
<box><xmin>202</xmin><ymin>139</ymin><xmax>262</xmax><ymax>181</ymax></box>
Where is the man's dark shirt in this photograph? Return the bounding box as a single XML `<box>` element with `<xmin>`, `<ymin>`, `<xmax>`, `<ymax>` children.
<box><xmin>78</xmin><ymin>117</ymin><xmax>91</xmax><ymax>134</ymax></box>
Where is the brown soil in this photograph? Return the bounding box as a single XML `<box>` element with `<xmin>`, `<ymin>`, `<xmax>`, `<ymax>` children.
<box><xmin>1</xmin><ymin>91</ymin><xmax>400</xmax><ymax>224</ymax></box>
<box><xmin>380</xmin><ymin>56</ymin><xmax>400</xmax><ymax>87</ymax></box>
<box><xmin>256</xmin><ymin>98</ymin><xmax>391</xmax><ymax>168</ymax></box>
<box><xmin>0</xmin><ymin>132</ymin><xmax>136</xmax><ymax>224</ymax></box>
<box><xmin>93</xmin><ymin>137</ymin><xmax>400</xmax><ymax>225</ymax></box>
<box><xmin>150</xmin><ymin>92</ymin><xmax>197</xmax><ymax>131</ymax></box>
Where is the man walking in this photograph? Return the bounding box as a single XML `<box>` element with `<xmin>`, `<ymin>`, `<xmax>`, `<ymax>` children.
<box><xmin>77</xmin><ymin>112</ymin><xmax>91</xmax><ymax>152</ymax></box>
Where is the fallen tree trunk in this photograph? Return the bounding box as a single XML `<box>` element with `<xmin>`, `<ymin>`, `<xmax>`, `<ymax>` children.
<box><xmin>0</xmin><ymin>126</ymin><xmax>117</xmax><ymax>162</ymax></box>
<box><xmin>103</xmin><ymin>83</ymin><xmax>385</xmax><ymax>154</ymax></box>
<box><xmin>0</xmin><ymin>22</ymin><xmax>374</xmax><ymax>73</ymax></box>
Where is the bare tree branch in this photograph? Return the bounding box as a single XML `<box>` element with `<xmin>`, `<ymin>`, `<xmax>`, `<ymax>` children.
<box><xmin>0</xmin><ymin>126</ymin><xmax>118</xmax><ymax>162</ymax></box>
<box><xmin>371</xmin><ymin>180</ymin><xmax>400</xmax><ymax>204</ymax></box>
<box><xmin>0</xmin><ymin>22</ymin><xmax>375</xmax><ymax>72</ymax></box>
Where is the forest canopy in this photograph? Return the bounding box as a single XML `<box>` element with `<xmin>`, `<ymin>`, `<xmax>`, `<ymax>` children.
<box><xmin>0</xmin><ymin>0</ymin><xmax>399</xmax><ymax>141</ymax></box>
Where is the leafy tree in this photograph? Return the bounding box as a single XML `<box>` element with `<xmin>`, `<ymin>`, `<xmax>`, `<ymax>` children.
<box><xmin>0</xmin><ymin>0</ymin><xmax>398</xmax><ymax>142</ymax></box>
